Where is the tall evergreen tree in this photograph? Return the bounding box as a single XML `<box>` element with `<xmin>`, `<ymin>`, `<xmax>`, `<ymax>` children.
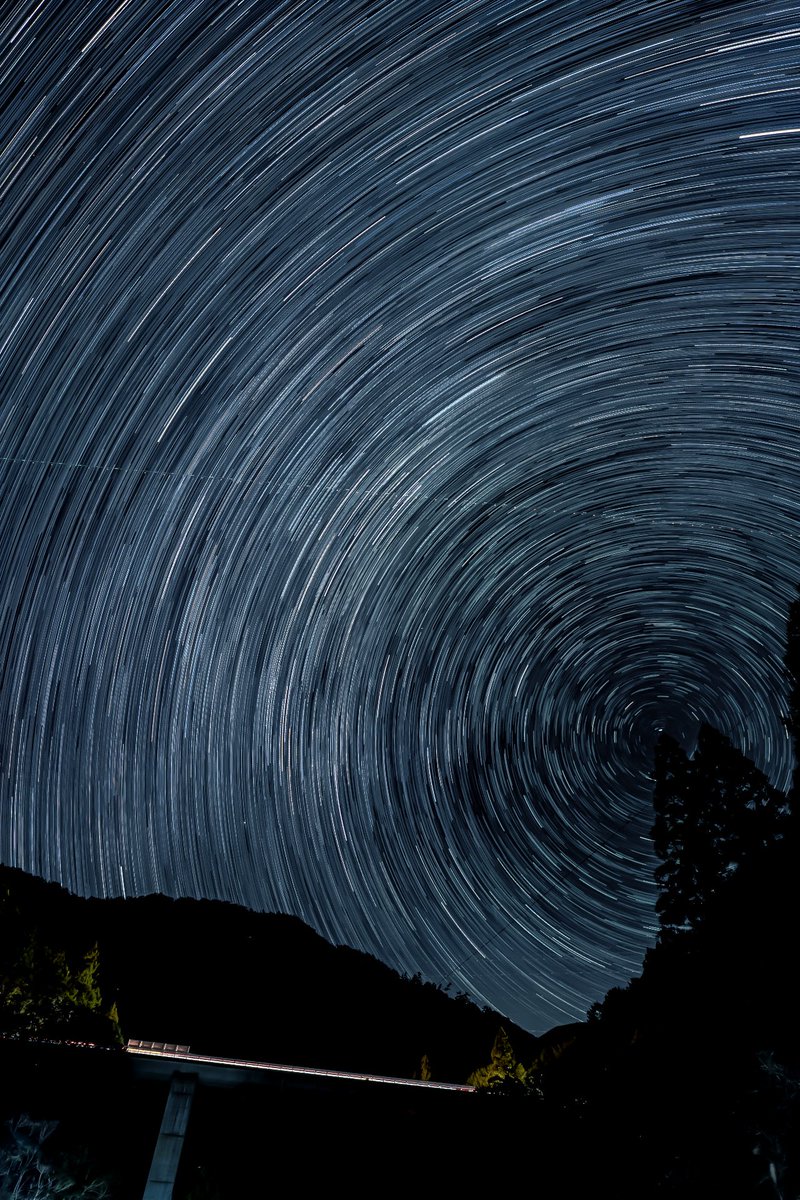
<box><xmin>651</xmin><ymin>733</ymin><xmax>698</xmax><ymax>932</ymax></box>
<box><xmin>651</xmin><ymin>725</ymin><xmax>786</xmax><ymax>935</ymax></box>
<box><xmin>784</xmin><ymin>586</ymin><xmax>800</xmax><ymax>816</ymax></box>
<box><xmin>467</xmin><ymin>1026</ymin><xmax>527</xmax><ymax>1090</ymax></box>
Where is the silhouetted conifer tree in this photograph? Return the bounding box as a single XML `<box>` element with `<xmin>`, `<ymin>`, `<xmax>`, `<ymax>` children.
<box><xmin>652</xmin><ymin>725</ymin><xmax>786</xmax><ymax>935</ymax></box>
<box><xmin>784</xmin><ymin>586</ymin><xmax>800</xmax><ymax>819</ymax></box>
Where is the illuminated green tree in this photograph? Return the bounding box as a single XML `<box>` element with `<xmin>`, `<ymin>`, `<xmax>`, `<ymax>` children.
<box><xmin>467</xmin><ymin>1026</ymin><xmax>527</xmax><ymax>1090</ymax></box>
<box><xmin>1</xmin><ymin>934</ymin><xmax>114</xmax><ymax>1040</ymax></box>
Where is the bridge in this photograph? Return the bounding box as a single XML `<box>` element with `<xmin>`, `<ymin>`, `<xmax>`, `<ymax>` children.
<box><xmin>0</xmin><ymin>1035</ymin><xmax>485</xmax><ymax>1195</ymax></box>
<box><xmin>125</xmin><ymin>1040</ymin><xmax>475</xmax><ymax>1197</ymax></box>
<box><xmin>126</xmin><ymin>1037</ymin><xmax>475</xmax><ymax>1091</ymax></box>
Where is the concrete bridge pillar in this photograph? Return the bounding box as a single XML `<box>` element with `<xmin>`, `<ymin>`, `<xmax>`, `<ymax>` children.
<box><xmin>142</xmin><ymin>1071</ymin><xmax>197</xmax><ymax>1199</ymax></box>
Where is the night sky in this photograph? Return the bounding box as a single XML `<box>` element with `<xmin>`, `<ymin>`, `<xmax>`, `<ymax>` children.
<box><xmin>1</xmin><ymin>0</ymin><xmax>799</xmax><ymax>1034</ymax></box>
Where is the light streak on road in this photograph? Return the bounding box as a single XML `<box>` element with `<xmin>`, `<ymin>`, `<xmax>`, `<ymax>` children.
<box><xmin>125</xmin><ymin>1039</ymin><xmax>476</xmax><ymax>1093</ymax></box>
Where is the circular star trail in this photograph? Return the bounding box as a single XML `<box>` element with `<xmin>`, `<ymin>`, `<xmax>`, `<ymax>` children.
<box><xmin>1</xmin><ymin>0</ymin><xmax>799</xmax><ymax>1033</ymax></box>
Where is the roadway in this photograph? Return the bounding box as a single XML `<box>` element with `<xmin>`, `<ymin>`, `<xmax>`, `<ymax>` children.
<box><xmin>125</xmin><ymin>1038</ymin><xmax>476</xmax><ymax>1093</ymax></box>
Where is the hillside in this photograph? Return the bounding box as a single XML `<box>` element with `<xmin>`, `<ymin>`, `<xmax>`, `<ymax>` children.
<box><xmin>0</xmin><ymin>864</ymin><xmax>537</xmax><ymax>1083</ymax></box>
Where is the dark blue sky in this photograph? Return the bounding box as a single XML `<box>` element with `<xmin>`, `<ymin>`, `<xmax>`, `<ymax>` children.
<box><xmin>1</xmin><ymin>0</ymin><xmax>798</xmax><ymax>1033</ymax></box>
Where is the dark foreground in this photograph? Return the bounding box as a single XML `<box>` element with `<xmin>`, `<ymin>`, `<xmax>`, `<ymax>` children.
<box><xmin>3</xmin><ymin>1036</ymin><xmax>796</xmax><ymax>1199</ymax></box>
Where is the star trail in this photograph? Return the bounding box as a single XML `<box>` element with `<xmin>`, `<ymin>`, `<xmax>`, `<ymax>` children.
<box><xmin>1</xmin><ymin>0</ymin><xmax>799</xmax><ymax>1033</ymax></box>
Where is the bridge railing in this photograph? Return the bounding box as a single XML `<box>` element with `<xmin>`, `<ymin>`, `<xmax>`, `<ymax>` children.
<box><xmin>126</xmin><ymin>1039</ymin><xmax>191</xmax><ymax>1054</ymax></box>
